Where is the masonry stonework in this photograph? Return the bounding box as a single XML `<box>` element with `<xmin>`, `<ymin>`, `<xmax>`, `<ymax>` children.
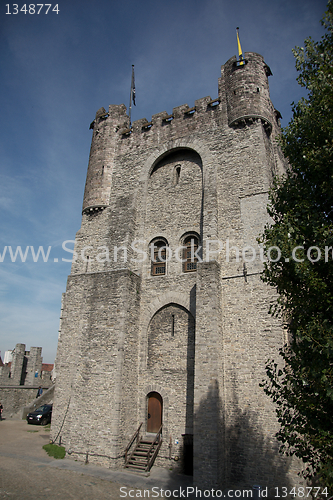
<box><xmin>51</xmin><ymin>52</ymin><xmax>302</xmax><ymax>490</ymax></box>
<box><xmin>0</xmin><ymin>343</ymin><xmax>43</xmax><ymax>387</ymax></box>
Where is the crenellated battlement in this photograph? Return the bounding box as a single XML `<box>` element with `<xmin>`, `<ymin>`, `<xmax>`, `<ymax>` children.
<box><xmin>83</xmin><ymin>52</ymin><xmax>279</xmax><ymax>214</ymax></box>
<box><xmin>124</xmin><ymin>96</ymin><xmax>222</xmax><ymax>136</ymax></box>
<box><xmin>89</xmin><ymin>52</ymin><xmax>275</xmax><ymax>140</ymax></box>
<box><xmin>89</xmin><ymin>95</ymin><xmax>224</xmax><ymax>139</ymax></box>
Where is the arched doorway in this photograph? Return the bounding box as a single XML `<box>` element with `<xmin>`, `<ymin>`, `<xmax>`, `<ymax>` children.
<box><xmin>147</xmin><ymin>392</ymin><xmax>163</xmax><ymax>433</ymax></box>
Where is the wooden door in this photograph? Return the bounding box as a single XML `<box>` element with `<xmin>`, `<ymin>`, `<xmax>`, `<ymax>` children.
<box><xmin>147</xmin><ymin>392</ymin><xmax>162</xmax><ymax>433</ymax></box>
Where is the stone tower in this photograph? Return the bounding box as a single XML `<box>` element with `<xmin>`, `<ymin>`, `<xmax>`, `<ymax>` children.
<box><xmin>51</xmin><ymin>53</ymin><xmax>301</xmax><ymax>490</ymax></box>
<box><xmin>0</xmin><ymin>343</ymin><xmax>43</xmax><ymax>386</ymax></box>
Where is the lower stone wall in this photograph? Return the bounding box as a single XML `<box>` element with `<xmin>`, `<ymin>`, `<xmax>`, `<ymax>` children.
<box><xmin>51</xmin><ymin>269</ymin><xmax>141</xmax><ymax>463</ymax></box>
<box><xmin>0</xmin><ymin>385</ymin><xmax>51</xmax><ymax>418</ymax></box>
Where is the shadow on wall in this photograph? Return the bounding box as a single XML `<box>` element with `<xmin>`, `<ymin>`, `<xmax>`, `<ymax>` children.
<box><xmin>184</xmin><ymin>378</ymin><xmax>293</xmax><ymax>493</ymax></box>
<box><xmin>224</xmin><ymin>383</ymin><xmax>293</xmax><ymax>493</ymax></box>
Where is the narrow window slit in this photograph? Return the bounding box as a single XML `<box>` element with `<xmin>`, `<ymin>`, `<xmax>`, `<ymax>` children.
<box><xmin>174</xmin><ymin>165</ymin><xmax>181</xmax><ymax>186</ymax></box>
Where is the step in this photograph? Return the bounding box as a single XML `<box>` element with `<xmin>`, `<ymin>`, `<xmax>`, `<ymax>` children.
<box><xmin>125</xmin><ymin>434</ymin><xmax>161</xmax><ymax>474</ymax></box>
<box><xmin>126</xmin><ymin>464</ymin><xmax>147</xmax><ymax>470</ymax></box>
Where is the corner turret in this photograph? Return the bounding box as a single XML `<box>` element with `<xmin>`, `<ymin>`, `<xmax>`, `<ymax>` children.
<box><xmin>222</xmin><ymin>52</ymin><xmax>275</xmax><ymax>133</ymax></box>
<box><xmin>82</xmin><ymin>104</ymin><xmax>128</xmax><ymax>214</ymax></box>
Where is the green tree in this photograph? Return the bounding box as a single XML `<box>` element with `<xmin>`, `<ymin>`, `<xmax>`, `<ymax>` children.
<box><xmin>260</xmin><ymin>1</ymin><xmax>333</xmax><ymax>487</ymax></box>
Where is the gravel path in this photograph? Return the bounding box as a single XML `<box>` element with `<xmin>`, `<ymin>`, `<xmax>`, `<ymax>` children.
<box><xmin>0</xmin><ymin>419</ymin><xmax>192</xmax><ymax>499</ymax></box>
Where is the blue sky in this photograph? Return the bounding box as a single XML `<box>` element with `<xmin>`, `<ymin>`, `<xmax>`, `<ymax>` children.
<box><xmin>0</xmin><ymin>0</ymin><xmax>328</xmax><ymax>363</ymax></box>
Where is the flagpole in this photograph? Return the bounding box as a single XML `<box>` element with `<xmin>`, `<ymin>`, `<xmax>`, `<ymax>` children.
<box><xmin>236</xmin><ymin>27</ymin><xmax>244</xmax><ymax>66</ymax></box>
<box><xmin>129</xmin><ymin>64</ymin><xmax>135</xmax><ymax>127</ymax></box>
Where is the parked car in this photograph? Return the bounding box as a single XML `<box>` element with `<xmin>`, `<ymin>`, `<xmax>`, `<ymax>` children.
<box><xmin>26</xmin><ymin>404</ymin><xmax>52</xmax><ymax>425</ymax></box>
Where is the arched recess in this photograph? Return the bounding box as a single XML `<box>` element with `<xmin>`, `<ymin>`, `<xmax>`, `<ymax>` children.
<box><xmin>147</xmin><ymin>303</ymin><xmax>195</xmax><ymax>370</ymax></box>
<box><xmin>137</xmin><ymin>140</ymin><xmax>219</xmax><ymax>254</ymax></box>
<box><xmin>143</xmin><ymin>291</ymin><xmax>195</xmax><ymax>334</ymax></box>
<box><xmin>149</xmin><ymin>148</ymin><xmax>202</xmax><ymax>178</ymax></box>
<box><xmin>146</xmin><ymin>149</ymin><xmax>202</xmax><ymax>241</ymax></box>
<box><xmin>147</xmin><ymin>392</ymin><xmax>163</xmax><ymax>433</ymax></box>
<box><xmin>146</xmin><ymin>302</ymin><xmax>195</xmax><ymax>436</ymax></box>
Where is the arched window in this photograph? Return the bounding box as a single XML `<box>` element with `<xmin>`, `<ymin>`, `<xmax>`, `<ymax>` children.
<box><xmin>183</xmin><ymin>235</ymin><xmax>199</xmax><ymax>273</ymax></box>
<box><xmin>150</xmin><ymin>240</ymin><xmax>168</xmax><ymax>276</ymax></box>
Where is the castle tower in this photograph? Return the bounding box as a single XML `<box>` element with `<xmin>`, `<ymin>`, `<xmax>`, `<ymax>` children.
<box><xmin>223</xmin><ymin>52</ymin><xmax>274</xmax><ymax>130</ymax></box>
<box><xmin>82</xmin><ymin>105</ymin><xmax>129</xmax><ymax>213</ymax></box>
<box><xmin>52</xmin><ymin>53</ymin><xmax>302</xmax><ymax>490</ymax></box>
<box><xmin>10</xmin><ymin>343</ymin><xmax>26</xmax><ymax>385</ymax></box>
<box><xmin>25</xmin><ymin>346</ymin><xmax>43</xmax><ymax>386</ymax></box>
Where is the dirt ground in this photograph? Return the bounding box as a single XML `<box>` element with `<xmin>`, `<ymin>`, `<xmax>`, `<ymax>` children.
<box><xmin>0</xmin><ymin>418</ymin><xmax>192</xmax><ymax>500</ymax></box>
<box><xmin>0</xmin><ymin>418</ymin><xmax>126</xmax><ymax>499</ymax></box>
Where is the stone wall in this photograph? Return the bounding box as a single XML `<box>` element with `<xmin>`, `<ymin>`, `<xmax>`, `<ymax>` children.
<box><xmin>51</xmin><ymin>269</ymin><xmax>141</xmax><ymax>467</ymax></box>
<box><xmin>0</xmin><ymin>385</ymin><xmax>51</xmax><ymax>418</ymax></box>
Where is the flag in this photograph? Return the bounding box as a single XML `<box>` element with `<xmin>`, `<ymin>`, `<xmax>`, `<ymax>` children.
<box><xmin>131</xmin><ymin>65</ymin><xmax>136</xmax><ymax>106</ymax></box>
<box><xmin>236</xmin><ymin>28</ymin><xmax>244</xmax><ymax>66</ymax></box>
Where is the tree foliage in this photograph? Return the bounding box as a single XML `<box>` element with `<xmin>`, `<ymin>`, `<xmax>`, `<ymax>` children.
<box><xmin>260</xmin><ymin>1</ymin><xmax>333</xmax><ymax>487</ymax></box>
